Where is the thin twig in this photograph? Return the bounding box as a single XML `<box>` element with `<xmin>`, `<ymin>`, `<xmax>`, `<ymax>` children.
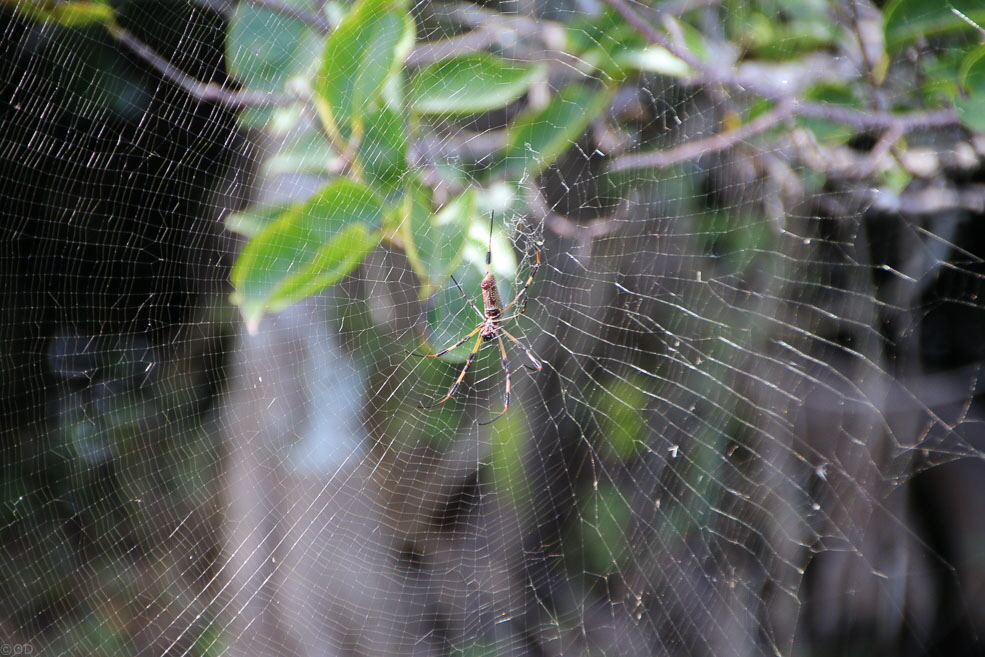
<box><xmin>608</xmin><ymin>99</ymin><xmax>796</xmax><ymax>172</ymax></box>
<box><xmin>107</xmin><ymin>0</ymin><xmax>332</xmax><ymax>108</ymax></box>
<box><xmin>526</xmin><ymin>185</ymin><xmax>623</xmax><ymax>245</ymax></box>
<box><xmin>427</xmin><ymin>2</ymin><xmax>544</xmax><ymax>35</ymax></box>
<box><xmin>109</xmin><ymin>6</ymin><xmax>539</xmax><ymax>106</ymax></box>
<box><xmin>110</xmin><ymin>2</ymin><xmax>577</xmax><ymax>109</ymax></box>
<box><xmin>109</xmin><ymin>23</ymin><xmax>294</xmax><ymax>108</ymax></box>
<box><xmin>864</xmin><ymin>123</ymin><xmax>904</xmax><ymax>175</ymax></box>
<box><xmin>406</xmin><ymin>27</ymin><xmax>501</xmax><ymax>67</ymax></box>
<box><xmin>793</xmin><ymin>103</ymin><xmax>957</xmax><ymax>131</ymax></box>
<box><xmin>407</xmin><ymin>6</ymin><xmax>576</xmax><ymax>69</ymax></box>
<box><xmin>601</xmin><ymin>0</ymin><xmax>675</xmax><ymax>55</ymax></box>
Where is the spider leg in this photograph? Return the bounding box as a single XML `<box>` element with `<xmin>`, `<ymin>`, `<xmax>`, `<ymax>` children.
<box><xmin>478</xmin><ymin>335</ymin><xmax>512</xmax><ymax>426</ymax></box>
<box><xmin>450</xmin><ymin>274</ymin><xmax>484</xmax><ymax>318</ymax></box>
<box><xmin>485</xmin><ymin>212</ymin><xmax>495</xmax><ymax>275</ymax></box>
<box><xmin>418</xmin><ymin>332</ymin><xmax>484</xmax><ymax>409</ymax></box>
<box><xmin>496</xmin><ymin>308</ymin><xmax>527</xmax><ymax>323</ymax></box>
<box><xmin>500</xmin><ymin>249</ymin><xmax>540</xmax><ymax>314</ymax></box>
<box><xmin>411</xmin><ymin>325</ymin><xmax>482</xmax><ymax>359</ymax></box>
<box><xmin>500</xmin><ymin>328</ymin><xmax>542</xmax><ymax>371</ymax></box>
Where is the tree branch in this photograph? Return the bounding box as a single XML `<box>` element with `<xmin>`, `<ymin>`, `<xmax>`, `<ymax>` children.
<box><xmin>608</xmin><ymin>99</ymin><xmax>796</xmax><ymax>172</ymax></box>
<box><xmin>108</xmin><ymin>23</ymin><xmax>294</xmax><ymax>108</ymax></box>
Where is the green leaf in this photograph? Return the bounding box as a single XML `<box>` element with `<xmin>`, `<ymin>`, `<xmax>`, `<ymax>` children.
<box><xmin>13</xmin><ymin>0</ymin><xmax>114</xmax><ymax>27</ymax></box>
<box><xmin>579</xmin><ymin>481</ymin><xmax>631</xmax><ymax>574</ymax></box>
<box><xmin>567</xmin><ymin>8</ymin><xmax>649</xmax><ymax>80</ymax></box>
<box><xmin>957</xmin><ymin>45</ymin><xmax>985</xmax><ymax>133</ymax></box>
<box><xmin>314</xmin><ymin>0</ymin><xmax>414</xmax><ymax>141</ymax></box>
<box><xmin>226</xmin><ymin>1</ymin><xmax>320</xmax><ymax>127</ymax></box>
<box><xmin>572</xmin><ymin>10</ymin><xmax>707</xmax><ymax>78</ymax></box>
<box><xmin>724</xmin><ymin>0</ymin><xmax>837</xmax><ymax>60</ymax></box>
<box><xmin>227</xmin><ymin>2</ymin><xmax>313</xmax><ymax>88</ymax></box>
<box><xmin>885</xmin><ymin>0</ymin><xmax>985</xmax><ymax>50</ymax></box>
<box><xmin>410</xmin><ymin>189</ymin><xmax>474</xmax><ymax>293</ymax></box>
<box><xmin>618</xmin><ymin>45</ymin><xmax>690</xmax><ymax>78</ymax></box>
<box><xmin>404</xmin><ymin>188</ymin><xmax>475</xmax><ymax>363</ymax></box>
<box><xmin>678</xmin><ymin>20</ymin><xmax>711</xmax><ymax>63</ymax></box>
<box><xmin>410</xmin><ymin>54</ymin><xmax>544</xmax><ymax>115</ymax></box>
<box><xmin>358</xmin><ymin>104</ymin><xmax>407</xmax><ymax>190</ymax></box>
<box><xmin>231</xmin><ymin>179</ymin><xmax>383</xmax><ymax>331</ymax></box>
<box><xmin>919</xmin><ymin>48</ymin><xmax>964</xmax><ymax>107</ymax></box>
<box><xmin>502</xmin><ymin>83</ymin><xmax>614</xmax><ymax>179</ymax></box>
<box><xmin>260</xmin><ymin>222</ymin><xmax>377</xmax><ymax>307</ymax></box>
<box><xmin>567</xmin><ymin>8</ymin><xmax>640</xmax><ymax>55</ymax></box>
<box><xmin>489</xmin><ymin>410</ymin><xmax>529</xmax><ymax>505</ymax></box>
<box><xmin>49</xmin><ymin>1</ymin><xmax>114</xmax><ymax>27</ymax></box>
<box><xmin>225</xmin><ymin>201</ymin><xmax>298</xmax><ymax>238</ymax></box>
<box><xmin>400</xmin><ymin>181</ymin><xmax>432</xmax><ymax>282</ymax></box>
<box><xmin>591</xmin><ymin>375</ymin><xmax>649</xmax><ymax>462</ymax></box>
<box><xmin>264</xmin><ymin>127</ymin><xmax>337</xmax><ymax>177</ymax></box>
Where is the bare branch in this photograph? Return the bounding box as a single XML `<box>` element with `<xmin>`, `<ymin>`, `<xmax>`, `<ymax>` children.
<box><xmin>108</xmin><ymin>23</ymin><xmax>294</xmax><ymax>108</ymax></box>
<box><xmin>406</xmin><ymin>28</ymin><xmax>502</xmax><ymax>68</ymax></box>
<box><xmin>110</xmin><ymin>4</ymin><xmax>557</xmax><ymax>108</ymax></box>
<box><xmin>608</xmin><ymin>99</ymin><xmax>796</xmax><ymax>172</ymax></box>
<box><xmin>793</xmin><ymin>103</ymin><xmax>958</xmax><ymax>131</ymax></box>
<box><xmin>526</xmin><ymin>185</ymin><xmax>623</xmax><ymax>246</ymax></box>
<box><xmin>107</xmin><ymin>0</ymin><xmax>332</xmax><ymax>109</ymax></box>
<box><xmin>601</xmin><ymin>0</ymin><xmax>676</xmax><ymax>57</ymax></box>
<box><xmin>407</xmin><ymin>6</ymin><xmax>576</xmax><ymax>69</ymax></box>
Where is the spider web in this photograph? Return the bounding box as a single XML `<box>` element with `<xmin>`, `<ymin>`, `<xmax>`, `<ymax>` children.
<box><xmin>2</xmin><ymin>1</ymin><xmax>984</xmax><ymax>656</ymax></box>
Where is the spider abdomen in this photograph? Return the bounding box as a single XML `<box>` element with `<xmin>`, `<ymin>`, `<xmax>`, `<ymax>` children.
<box><xmin>481</xmin><ymin>273</ymin><xmax>503</xmax><ymax>316</ymax></box>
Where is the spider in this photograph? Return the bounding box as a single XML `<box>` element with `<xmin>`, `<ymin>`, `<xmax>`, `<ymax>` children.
<box><xmin>414</xmin><ymin>213</ymin><xmax>542</xmax><ymax>424</ymax></box>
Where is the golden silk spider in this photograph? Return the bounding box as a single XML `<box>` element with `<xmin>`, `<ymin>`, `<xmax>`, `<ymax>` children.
<box><xmin>414</xmin><ymin>213</ymin><xmax>542</xmax><ymax>424</ymax></box>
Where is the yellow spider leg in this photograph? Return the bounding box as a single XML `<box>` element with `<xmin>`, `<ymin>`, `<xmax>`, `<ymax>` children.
<box><xmin>501</xmin><ymin>249</ymin><xmax>541</xmax><ymax>314</ymax></box>
<box><xmin>479</xmin><ymin>335</ymin><xmax>512</xmax><ymax>426</ymax></box>
<box><xmin>412</xmin><ymin>325</ymin><xmax>482</xmax><ymax>359</ymax></box>
<box><xmin>419</xmin><ymin>332</ymin><xmax>484</xmax><ymax>409</ymax></box>
<box><xmin>450</xmin><ymin>275</ymin><xmax>484</xmax><ymax>318</ymax></box>
<box><xmin>501</xmin><ymin>328</ymin><xmax>542</xmax><ymax>371</ymax></box>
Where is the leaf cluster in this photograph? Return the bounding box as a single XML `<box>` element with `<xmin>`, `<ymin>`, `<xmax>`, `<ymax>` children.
<box><xmin>214</xmin><ymin>0</ymin><xmax>982</xmax><ymax>332</ymax></box>
<box><xmin>14</xmin><ymin>0</ymin><xmax>983</xmax><ymax>336</ymax></box>
<box><xmin>220</xmin><ymin>0</ymin><xmax>694</xmax><ymax>332</ymax></box>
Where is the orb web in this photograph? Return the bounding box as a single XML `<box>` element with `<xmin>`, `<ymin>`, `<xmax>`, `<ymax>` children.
<box><xmin>1</xmin><ymin>2</ymin><xmax>983</xmax><ymax>656</ymax></box>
